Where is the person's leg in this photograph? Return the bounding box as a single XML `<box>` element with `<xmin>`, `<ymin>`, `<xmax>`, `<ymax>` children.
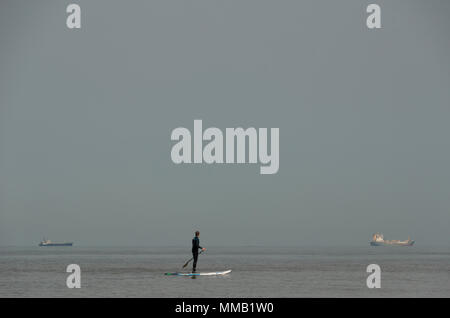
<box><xmin>192</xmin><ymin>252</ymin><xmax>198</xmax><ymax>272</ymax></box>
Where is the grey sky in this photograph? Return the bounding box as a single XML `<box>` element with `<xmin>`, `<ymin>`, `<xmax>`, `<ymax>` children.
<box><xmin>1</xmin><ymin>0</ymin><xmax>450</xmax><ymax>246</ymax></box>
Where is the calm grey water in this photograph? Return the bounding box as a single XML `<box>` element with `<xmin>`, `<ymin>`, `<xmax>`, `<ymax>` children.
<box><xmin>0</xmin><ymin>246</ymin><xmax>449</xmax><ymax>297</ymax></box>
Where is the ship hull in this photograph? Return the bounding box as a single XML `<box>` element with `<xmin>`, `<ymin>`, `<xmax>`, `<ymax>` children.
<box><xmin>370</xmin><ymin>241</ymin><xmax>414</xmax><ymax>246</ymax></box>
<box><xmin>39</xmin><ymin>243</ymin><xmax>73</xmax><ymax>247</ymax></box>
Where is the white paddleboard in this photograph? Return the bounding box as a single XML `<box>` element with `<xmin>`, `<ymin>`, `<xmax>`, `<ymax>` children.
<box><xmin>165</xmin><ymin>269</ymin><xmax>232</xmax><ymax>276</ymax></box>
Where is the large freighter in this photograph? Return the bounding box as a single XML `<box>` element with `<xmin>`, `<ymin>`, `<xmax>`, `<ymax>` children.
<box><xmin>38</xmin><ymin>238</ymin><xmax>73</xmax><ymax>247</ymax></box>
<box><xmin>370</xmin><ymin>233</ymin><xmax>414</xmax><ymax>246</ymax></box>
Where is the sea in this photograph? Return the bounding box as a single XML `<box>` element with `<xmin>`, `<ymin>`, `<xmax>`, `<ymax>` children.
<box><xmin>0</xmin><ymin>246</ymin><xmax>449</xmax><ymax>297</ymax></box>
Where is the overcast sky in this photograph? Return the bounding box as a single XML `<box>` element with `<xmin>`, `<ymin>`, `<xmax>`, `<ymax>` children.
<box><xmin>1</xmin><ymin>0</ymin><xmax>450</xmax><ymax>246</ymax></box>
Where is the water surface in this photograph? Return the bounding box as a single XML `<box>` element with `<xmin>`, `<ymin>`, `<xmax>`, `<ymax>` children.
<box><xmin>1</xmin><ymin>246</ymin><xmax>449</xmax><ymax>297</ymax></box>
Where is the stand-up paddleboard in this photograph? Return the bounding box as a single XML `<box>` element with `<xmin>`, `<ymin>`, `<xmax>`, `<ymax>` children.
<box><xmin>165</xmin><ymin>269</ymin><xmax>232</xmax><ymax>276</ymax></box>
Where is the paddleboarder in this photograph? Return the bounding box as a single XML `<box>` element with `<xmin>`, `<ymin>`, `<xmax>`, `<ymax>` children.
<box><xmin>192</xmin><ymin>231</ymin><xmax>206</xmax><ymax>272</ymax></box>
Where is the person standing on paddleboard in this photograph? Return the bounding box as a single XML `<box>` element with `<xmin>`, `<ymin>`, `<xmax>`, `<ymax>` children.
<box><xmin>192</xmin><ymin>231</ymin><xmax>206</xmax><ymax>272</ymax></box>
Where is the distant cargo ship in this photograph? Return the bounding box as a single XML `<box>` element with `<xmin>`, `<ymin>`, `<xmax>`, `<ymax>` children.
<box><xmin>370</xmin><ymin>233</ymin><xmax>414</xmax><ymax>246</ymax></box>
<box><xmin>38</xmin><ymin>238</ymin><xmax>73</xmax><ymax>247</ymax></box>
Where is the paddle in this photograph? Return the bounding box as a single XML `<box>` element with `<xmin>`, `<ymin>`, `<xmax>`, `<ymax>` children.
<box><xmin>182</xmin><ymin>250</ymin><xmax>204</xmax><ymax>269</ymax></box>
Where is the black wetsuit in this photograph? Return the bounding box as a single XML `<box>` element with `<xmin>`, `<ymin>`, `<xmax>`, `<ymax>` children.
<box><xmin>192</xmin><ymin>236</ymin><xmax>202</xmax><ymax>272</ymax></box>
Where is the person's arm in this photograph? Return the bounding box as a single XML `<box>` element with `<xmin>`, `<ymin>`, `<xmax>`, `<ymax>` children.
<box><xmin>198</xmin><ymin>238</ymin><xmax>206</xmax><ymax>251</ymax></box>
